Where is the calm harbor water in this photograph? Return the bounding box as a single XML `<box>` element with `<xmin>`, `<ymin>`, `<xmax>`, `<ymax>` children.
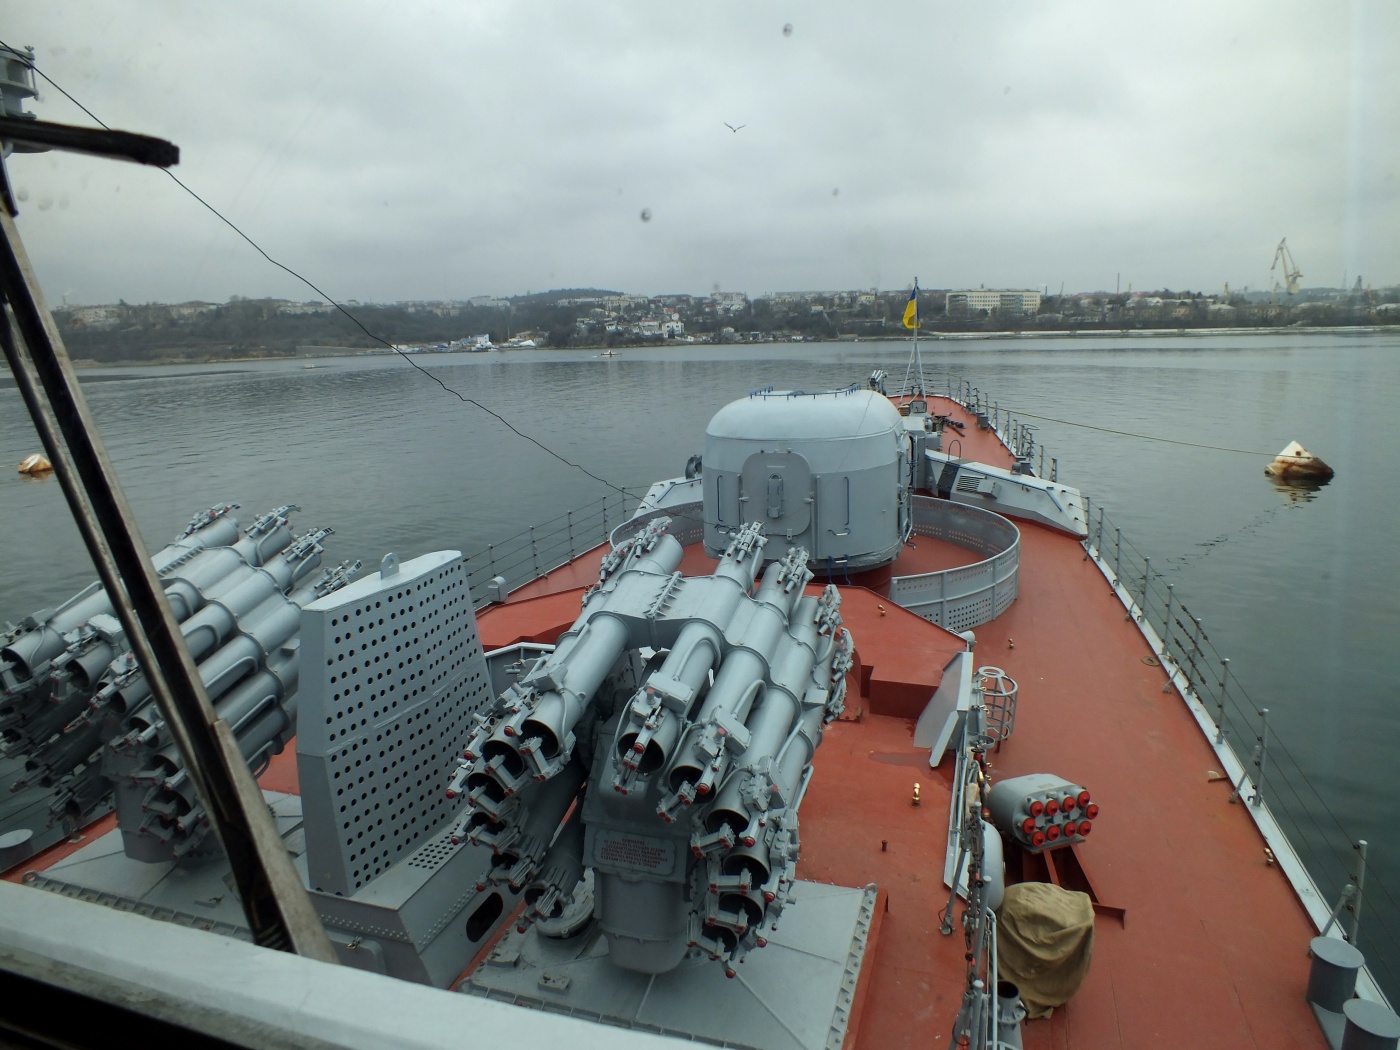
<box><xmin>3</xmin><ymin>331</ymin><xmax>1398</xmax><ymax>997</ymax></box>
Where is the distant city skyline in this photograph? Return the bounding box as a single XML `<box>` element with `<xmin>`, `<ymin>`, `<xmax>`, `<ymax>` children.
<box><xmin>52</xmin><ymin>277</ymin><xmax>1400</xmax><ymax>311</ymax></box>
<box><xmin>4</xmin><ymin>2</ymin><xmax>1397</xmax><ymax>307</ymax></box>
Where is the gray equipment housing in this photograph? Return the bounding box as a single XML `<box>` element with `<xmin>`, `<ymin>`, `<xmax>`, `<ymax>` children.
<box><xmin>702</xmin><ymin>388</ymin><xmax>911</xmax><ymax>571</ymax></box>
<box><xmin>921</xmin><ymin>449</ymin><xmax>1088</xmax><ymax>538</ymax></box>
<box><xmin>296</xmin><ymin>550</ymin><xmax>511</xmax><ymax>985</ymax></box>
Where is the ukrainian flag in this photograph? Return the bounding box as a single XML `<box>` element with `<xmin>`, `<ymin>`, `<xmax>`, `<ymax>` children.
<box><xmin>902</xmin><ymin>283</ymin><xmax>919</xmax><ymax>329</ymax></box>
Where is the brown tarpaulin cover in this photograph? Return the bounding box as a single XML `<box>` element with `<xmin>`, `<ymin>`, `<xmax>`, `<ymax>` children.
<box><xmin>995</xmin><ymin>882</ymin><xmax>1095</xmax><ymax>1019</ymax></box>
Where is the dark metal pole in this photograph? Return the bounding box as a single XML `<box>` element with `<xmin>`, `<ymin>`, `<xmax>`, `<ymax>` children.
<box><xmin>0</xmin><ymin>150</ymin><xmax>333</xmax><ymax>961</ymax></box>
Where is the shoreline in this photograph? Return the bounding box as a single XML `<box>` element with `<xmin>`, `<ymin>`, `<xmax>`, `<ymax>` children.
<box><xmin>53</xmin><ymin>324</ymin><xmax>1396</xmax><ymax>369</ymax></box>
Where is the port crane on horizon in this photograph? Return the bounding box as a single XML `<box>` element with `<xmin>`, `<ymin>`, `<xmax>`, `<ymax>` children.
<box><xmin>1270</xmin><ymin>238</ymin><xmax>1303</xmax><ymax>301</ymax></box>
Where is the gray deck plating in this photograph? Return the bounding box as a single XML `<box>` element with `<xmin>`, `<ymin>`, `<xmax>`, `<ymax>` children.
<box><xmin>22</xmin><ymin>791</ymin><xmax>306</xmax><ymax>939</ymax></box>
<box><xmin>465</xmin><ymin>880</ymin><xmax>877</xmax><ymax>1050</ymax></box>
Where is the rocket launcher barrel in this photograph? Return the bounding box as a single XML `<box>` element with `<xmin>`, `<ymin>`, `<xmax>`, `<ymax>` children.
<box><xmin>480</xmin><ymin>758</ymin><xmax>587</xmax><ymax>891</ymax></box>
<box><xmin>665</xmin><ymin>675</ymin><xmax>765</xmax><ymax>801</ymax></box>
<box><xmin>173</xmin><ymin>527</ymin><xmax>327</xmax><ymax>663</ymax></box>
<box><xmin>655</xmin><ymin>545</ymin><xmax>815</xmax><ymax>807</ymax></box>
<box><xmin>711</xmin><ymin>521</ymin><xmax>768</xmax><ymax>590</ymax></box>
<box><xmin>101</xmin><ymin>597</ymin><xmax>287</xmax><ymax>722</ymax></box>
<box><xmin>8</xmin><ymin>690</ymin><xmax>92</xmax><ymax>748</ymax></box>
<box><xmin>13</xmin><ymin>721</ymin><xmax>106</xmax><ymax>790</ymax></box>
<box><xmin>703</xmin><ymin>619</ymin><xmax>845</xmax><ymax>887</ymax></box>
<box><xmin>2</xmin><ymin>505</ymin><xmax>244</xmax><ymax>689</ymax></box>
<box><xmin>615</xmin><ymin>622</ymin><xmax>721</xmax><ymax>780</ymax></box>
<box><xmin>53</xmin><ymin>636</ymin><xmax>119</xmax><ymax>694</ymax></box>
<box><xmin>697</xmin><ymin>595</ymin><xmax>834</xmax><ymax>840</ymax></box>
<box><xmin>518</xmin><ymin>613</ymin><xmax>631</xmax><ymax>763</ymax></box>
<box><xmin>213</xmin><ymin>651</ymin><xmax>298</xmax><ymax>736</ymax></box>
<box><xmin>173</xmin><ymin>503</ymin><xmax>242</xmax><ymax>546</ymax></box>
<box><xmin>158</xmin><ymin>547</ymin><xmax>258</xmax><ymax>619</ymax></box>
<box><xmin>230</xmin><ymin>507</ymin><xmax>297</xmax><ymax>566</ymax></box>
<box><xmin>476</xmin><ymin>520</ymin><xmax>687</xmax><ymax>783</ymax></box>
<box><xmin>523</xmin><ymin>804</ymin><xmax>587</xmax><ymax>920</ymax></box>
<box><xmin>175</xmin><ymin>564</ymin><xmax>276</xmax><ymax>663</ymax></box>
<box><xmin>753</xmin><ymin>547</ymin><xmax>814</xmax><ymax>613</ymax></box>
<box><xmin>131</xmin><ymin>660</ymin><xmax>294</xmax><ymax>761</ymax></box>
<box><xmin>109</xmin><ymin>541</ymin><xmax>325</xmax><ymax>721</ymax></box>
<box><xmin>233</xmin><ymin>703</ymin><xmax>296</xmax><ymax>770</ymax></box>
<box><xmin>290</xmin><ymin>558</ymin><xmax>361</xmax><ymax>606</ymax></box>
<box><xmin>2</xmin><ymin>621</ymin><xmax>79</xmax><ymax>689</ymax></box>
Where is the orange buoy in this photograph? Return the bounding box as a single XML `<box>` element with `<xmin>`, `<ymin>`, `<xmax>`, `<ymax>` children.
<box><xmin>17</xmin><ymin>453</ymin><xmax>53</xmax><ymax>475</ymax></box>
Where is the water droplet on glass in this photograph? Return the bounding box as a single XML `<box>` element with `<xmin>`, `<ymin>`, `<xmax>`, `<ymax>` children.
<box><xmin>832</xmin><ymin>188</ymin><xmax>840</xmax><ymax>197</ymax></box>
<box><xmin>782</xmin><ymin>23</ymin><xmax>793</xmax><ymax>36</ymax></box>
<box><xmin>640</xmin><ymin>208</ymin><xmax>652</xmax><ymax>222</ymax></box>
<box><xmin>15</xmin><ymin>187</ymin><xmax>29</xmax><ymax>202</ymax></box>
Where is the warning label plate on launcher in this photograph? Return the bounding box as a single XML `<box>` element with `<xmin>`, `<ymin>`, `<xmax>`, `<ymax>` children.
<box><xmin>595</xmin><ymin>831</ymin><xmax>675</xmax><ymax>876</ymax></box>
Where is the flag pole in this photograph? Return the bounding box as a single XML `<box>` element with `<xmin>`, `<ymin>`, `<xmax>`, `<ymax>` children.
<box><xmin>913</xmin><ymin>278</ymin><xmax>924</xmax><ymax>395</ymax></box>
<box><xmin>900</xmin><ymin>278</ymin><xmax>927</xmax><ymax>397</ymax></box>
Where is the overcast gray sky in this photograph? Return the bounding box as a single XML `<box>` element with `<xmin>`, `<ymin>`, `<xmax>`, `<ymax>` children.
<box><xmin>3</xmin><ymin>1</ymin><xmax>1397</xmax><ymax>305</ymax></box>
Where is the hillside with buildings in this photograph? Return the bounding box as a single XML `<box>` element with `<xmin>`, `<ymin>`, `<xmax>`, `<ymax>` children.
<box><xmin>52</xmin><ymin>284</ymin><xmax>1400</xmax><ymax>363</ymax></box>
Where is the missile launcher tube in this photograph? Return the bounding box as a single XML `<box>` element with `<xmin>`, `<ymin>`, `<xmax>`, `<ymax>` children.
<box><xmin>2</xmin><ymin>508</ymin><xmax>246</xmax><ymax>685</ymax></box>
<box><xmin>6</xmin><ymin>690</ymin><xmax>90</xmax><ymax>748</ymax></box>
<box><xmin>523</xmin><ymin>805</ymin><xmax>587</xmax><ymax>919</ymax></box>
<box><xmin>654</xmin><ymin>550</ymin><xmax>812</xmax><ymax>796</ymax></box>
<box><xmin>504</xmin><ymin>530</ymin><xmax>686</xmax><ymax>764</ymax></box>
<box><xmin>519</xmin><ymin>614</ymin><xmax>632</xmax><ymax>760</ymax></box>
<box><xmin>615</xmin><ymin>622</ymin><xmax>722</xmax><ymax>775</ymax></box>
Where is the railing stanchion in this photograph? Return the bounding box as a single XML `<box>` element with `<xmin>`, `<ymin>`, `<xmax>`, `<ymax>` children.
<box><xmin>1163</xmin><ymin>584</ymin><xmax>1174</xmax><ymax>658</ymax></box>
<box><xmin>1139</xmin><ymin>556</ymin><xmax>1151</xmax><ymax>621</ymax></box>
<box><xmin>1351</xmin><ymin>839</ymin><xmax>1368</xmax><ymax>948</ymax></box>
<box><xmin>1114</xmin><ymin>528</ymin><xmax>1122</xmax><ymax>584</ymax></box>
<box><xmin>1082</xmin><ymin>495</ymin><xmax>1092</xmax><ymax>559</ymax></box>
<box><xmin>1216</xmin><ymin>658</ymin><xmax>1230</xmax><ymax>744</ymax></box>
<box><xmin>1252</xmin><ymin>707</ymin><xmax>1269</xmax><ymax>807</ymax></box>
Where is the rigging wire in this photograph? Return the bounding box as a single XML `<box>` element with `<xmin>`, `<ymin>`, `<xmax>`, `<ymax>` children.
<box><xmin>4</xmin><ymin>42</ymin><xmax>641</xmax><ymax>502</ymax></box>
<box><xmin>1005</xmin><ymin>407</ymin><xmax>1276</xmax><ymax>456</ymax></box>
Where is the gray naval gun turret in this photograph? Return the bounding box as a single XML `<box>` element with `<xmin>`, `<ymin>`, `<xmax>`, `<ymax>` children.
<box><xmin>446</xmin><ymin>517</ymin><xmax>852</xmax><ymax>977</ymax></box>
<box><xmin>0</xmin><ymin>504</ymin><xmax>358</xmax><ymax>861</ymax></box>
<box><xmin>700</xmin><ymin>386</ymin><xmax>913</xmax><ymax>573</ymax></box>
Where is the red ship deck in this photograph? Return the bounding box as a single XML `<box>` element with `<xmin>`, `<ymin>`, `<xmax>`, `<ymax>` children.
<box><xmin>481</xmin><ymin>395</ymin><xmax>1329</xmax><ymax>1050</ymax></box>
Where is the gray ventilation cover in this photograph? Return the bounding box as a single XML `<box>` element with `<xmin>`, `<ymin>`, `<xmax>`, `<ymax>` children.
<box><xmin>297</xmin><ymin>551</ymin><xmax>490</xmax><ymax>897</ymax></box>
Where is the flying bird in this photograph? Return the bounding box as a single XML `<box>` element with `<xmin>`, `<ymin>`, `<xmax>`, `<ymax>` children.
<box><xmin>724</xmin><ymin>122</ymin><xmax>746</xmax><ymax>133</ymax></box>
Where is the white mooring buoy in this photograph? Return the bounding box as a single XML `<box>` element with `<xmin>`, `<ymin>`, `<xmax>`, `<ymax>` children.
<box><xmin>16</xmin><ymin>453</ymin><xmax>53</xmax><ymax>475</ymax></box>
<box><xmin>1264</xmin><ymin>441</ymin><xmax>1334</xmax><ymax>482</ymax></box>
